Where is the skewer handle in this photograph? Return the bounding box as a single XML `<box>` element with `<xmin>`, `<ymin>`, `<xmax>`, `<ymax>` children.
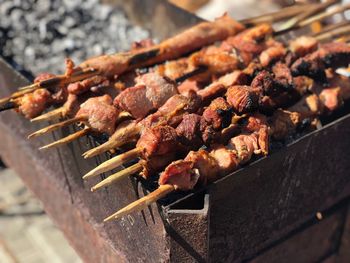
<box><xmin>104</xmin><ymin>184</ymin><xmax>175</xmax><ymax>222</ymax></box>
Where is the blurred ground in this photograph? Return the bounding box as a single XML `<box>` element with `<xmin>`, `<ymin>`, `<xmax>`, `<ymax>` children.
<box><xmin>0</xmin><ymin>167</ymin><xmax>81</xmax><ymax>263</ymax></box>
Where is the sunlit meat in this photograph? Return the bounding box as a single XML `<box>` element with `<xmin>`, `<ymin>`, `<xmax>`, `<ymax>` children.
<box><xmin>291</xmin><ymin>42</ymin><xmax>350</xmax><ymax>80</ymax></box>
<box><xmin>136</xmin><ymin>125</ymin><xmax>180</xmax><ymax>159</ymax></box>
<box><xmin>17</xmin><ymin>89</ymin><xmax>51</xmax><ymax>119</ymax></box>
<box><xmin>319</xmin><ymin>87</ymin><xmax>343</xmax><ymax>112</ymax></box>
<box><xmin>67</xmin><ymin>75</ymin><xmax>110</xmax><ymax>95</ymax></box>
<box><xmin>259</xmin><ymin>41</ymin><xmax>286</xmax><ymax>67</ymax></box>
<box><xmin>289</xmin><ymin>36</ymin><xmax>318</xmax><ymax>57</ymax></box>
<box><xmin>114</xmin><ymin>72</ymin><xmax>178</xmax><ymax>119</ymax></box>
<box><xmin>76</xmin><ymin>95</ymin><xmax>119</xmax><ymax>135</ymax></box>
<box><xmin>226</xmin><ymin>85</ymin><xmax>260</xmax><ymax>114</ymax></box>
<box><xmin>202</xmin><ymin>97</ymin><xmax>233</xmax><ymax>129</ymax></box>
<box><xmin>176</xmin><ymin>113</ymin><xmax>215</xmax><ymax>148</ymax></box>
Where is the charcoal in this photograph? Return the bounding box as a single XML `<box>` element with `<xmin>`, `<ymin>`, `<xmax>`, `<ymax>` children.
<box><xmin>0</xmin><ymin>0</ymin><xmax>150</xmax><ymax>76</ymax></box>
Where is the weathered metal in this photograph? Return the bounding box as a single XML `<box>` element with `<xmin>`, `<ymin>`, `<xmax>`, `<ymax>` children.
<box><xmin>1</xmin><ymin>1</ymin><xmax>350</xmax><ymax>262</ymax></box>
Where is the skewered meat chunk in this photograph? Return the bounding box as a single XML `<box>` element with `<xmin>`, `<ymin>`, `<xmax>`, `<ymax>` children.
<box><xmin>289</xmin><ymin>36</ymin><xmax>318</xmax><ymax>58</ymax></box>
<box><xmin>76</xmin><ymin>95</ymin><xmax>119</xmax><ymax>135</ymax></box>
<box><xmin>197</xmin><ymin>70</ymin><xmax>248</xmax><ymax>101</ymax></box>
<box><xmin>272</xmin><ymin>62</ymin><xmax>293</xmax><ymax>91</ymax></box>
<box><xmin>136</xmin><ymin>125</ymin><xmax>179</xmax><ymax>159</ymax></box>
<box><xmin>189</xmin><ymin>52</ymin><xmax>240</xmax><ymax>76</ymax></box>
<box><xmin>202</xmin><ymin>97</ymin><xmax>233</xmax><ymax>130</ymax></box>
<box><xmin>269</xmin><ymin>109</ymin><xmax>301</xmax><ymax>140</ymax></box>
<box><xmin>34</xmin><ymin>72</ymin><xmax>68</xmax><ymax>105</ymax></box>
<box><xmin>176</xmin><ymin>113</ymin><xmax>214</xmax><ymax>148</ymax></box>
<box><xmin>291</xmin><ymin>42</ymin><xmax>350</xmax><ymax>80</ymax></box>
<box><xmin>319</xmin><ymin>87</ymin><xmax>343</xmax><ymax>112</ymax></box>
<box><xmin>80</xmin><ymin>15</ymin><xmax>244</xmax><ymax>77</ymax></box>
<box><xmin>259</xmin><ymin>41</ymin><xmax>286</xmax><ymax>67</ymax></box>
<box><xmin>17</xmin><ymin>89</ymin><xmax>51</xmax><ymax>119</ymax></box>
<box><xmin>159</xmin><ymin>160</ymin><xmax>200</xmax><ymax>191</ymax></box>
<box><xmin>159</xmin><ymin>114</ymin><xmax>267</xmax><ymax>191</ymax></box>
<box><xmin>114</xmin><ymin>72</ymin><xmax>178</xmax><ymax>119</ymax></box>
<box><xmin>67</xmin><ymin>75</ymin><xmax>110</xmax><ymax>95</ymax></box>
<box><xmin>251</xmin><ymin>70</ymin><xmax>276</xmax><ymax>96</ymax></box>
<box><xmin>177</xmin><ymin>80</ymin><xmax>202</xmax><ymax>96</ymax></box>
<box><xmin>226</xmin><ymin>85</ymin><xmax>260</xmax><ymax>114</ymax></box>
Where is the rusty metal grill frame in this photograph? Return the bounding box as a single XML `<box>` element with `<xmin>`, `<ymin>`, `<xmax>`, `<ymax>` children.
<box><xmin>0</xmin><ymin>1</ymin><xmax>350</xmax><ymax>262</ymax></box>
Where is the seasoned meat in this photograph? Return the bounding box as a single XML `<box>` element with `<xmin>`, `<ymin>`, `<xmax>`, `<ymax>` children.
<box><xmin>176</xmin><ymin>113</ymin><xmax>212</xmax><ymax>147</ymax></box>
<box><xmin>136</xmin><ymin>125</ymin><xmax>179</xmax><ymax>158</ymax></box>
<box><xmin>185</xmin><ymin>150</ymin><xmax>221</xmax><ymax>185</ymax></box>
<box><xmin>159</xmin><ymin>160</ymin><xmax>200</xmax><ymax>191</ymax></box>
<box><xmin>77</xmin><ymin>95</ymin><xmax>119</xmax><ymax>135</ymax></box>
<box><xmin>228</xmin><ymin>133</ymin><xmax>259</xmax><ymax>163</ymax></box>
<box><xmin>270</xmin><ymin>109</ymin><xmax>301</xmax><ymax>140</ymax></box>
<box><xmin>115</xmin><ymin>72</ymin><xmax>178</xmax><ymax>119</ymax></box>
<box><xmin>189</xmin><ymin>52</ymin><xmax>240</xmax><ymax>75</ymax></box>
<box><xmin>289</xmin><ymin>36</ymin><xmax>318</xmax><ymax>57</ymax></box>
<box><xmin>202</xmin><ymin>97</ymin><xmax>233</xmax><ymax>129</ymax></box>
<box><xmin>226</xmin><ymin>85</ymin><xmax>260</xmax><ymax>114</ymax></box>
<box><xmin>177</xmin><ymin>79</ymin><xmax>201</xmax><ymax>96</ymax></box>
<box><xmin>319</xmin><ymin>87</ymin><xmax>343</xmax><ymax>112</ymax></box>
<box><xmin>17</xmin><ymin>89</ymin><xmax>51</xmax><ymax>119</ymax></box>
<box><xmin>67</xmin><ymin>75</ymin><xmax>109</xmax><ymax>95</ymax></box>
<box><xmin>291</xmin><ymin>42</ymin><xmax>350</xmax><ymax>80</ymax></box>
<box><xmin>259</xmin><ymin>43</ymin><xmax>286</xmax><ymax>67</ymax></box>
<box><xmin>272</xmin><ymin>62</ymin><xmax>293</xmax><ymax>90</ymax></box>
<box><xmin>210</xmin><ymin>145</ymin><xmax>239</xmax><ymax>175</ymax></box>
<box><xmin>251</xmin><ymin>70</ymin><xmax>276</xmax><ymax>96</ymax></box>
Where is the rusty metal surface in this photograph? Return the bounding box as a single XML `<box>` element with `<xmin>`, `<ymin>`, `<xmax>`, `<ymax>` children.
<box><xmin>1</xmin><ymin>1</ymin><xmax>350</xmax><ymax>262</ymax></box>
<box><xmin>205</xmin><ymin>114</ymin><xmax>350</xmax><ymax>262</ymax></box>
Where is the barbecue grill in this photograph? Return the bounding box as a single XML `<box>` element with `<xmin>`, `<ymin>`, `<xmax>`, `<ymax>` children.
<box><xmin>0</xmin><ymin>0</ymin><xmax>350</xmax><ymax>262</ymax></box>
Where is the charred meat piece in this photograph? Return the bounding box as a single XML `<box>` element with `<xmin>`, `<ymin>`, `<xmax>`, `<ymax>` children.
<box><xmin>76</xmin><ymin>95</ymin><xmax>119</xmax><ymax>135</ymax></box>
<box><xmin>176</xmin><ymin>113</ymin><xmax>214</xmax><ymax>148</ymax></box>
<box><xmin>269</xmin><ymin>109</ymin><xmax>301</xmax><ymax>140</ymax></box>
<box><xmin>251</xmin><ymin>70</ymin><xmax>276</xmax><ymax>96</ymax></box>
<box><xmin>289</xmin><ymin>36</ymin><xmax>318</xmax><ymax>58</ymax></box>
<box><xmin>202</xmin><ymin>97</ymin><xmax>233</xmax><ymax>130</ymax></box>
<box><xmin>259</xmin><ymin>41</ymin><xmax>286</xmax><ymax>67</ymax></box>
<box><xmin>272</xmin><ymin>62</ymin><xmax>293</xmax><ymax>91</ymax></box>
<box><xmin>291</xmin><ymin>42</ymin><xmax>350</xmax><ymax>80</ymax></box>
<box><xmin>17</xmin><ymin>89</ymin><xmax>51</xmax><ymax>119</ymax></box>
<box><xmin>114</xmin><ymin>72</ymin><xmax>178</xmax><ymax>119</ymax></box>
<box><xmin>226</xmin><ymin>85</ymin><xmax>260</xmax><ymax>114</ymax></box>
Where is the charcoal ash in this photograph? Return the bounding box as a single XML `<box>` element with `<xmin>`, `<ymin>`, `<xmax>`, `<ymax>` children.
<box><xmin>0</xmin><ymin>0</ymin><xmax>150</xmax><ymax>77</ymax></box>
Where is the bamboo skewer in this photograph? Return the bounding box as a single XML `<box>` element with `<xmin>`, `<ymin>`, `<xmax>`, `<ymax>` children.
<box><xmin>298</xmin><ymin>3</ymin><xmax>350</xmax><ymax>28</ymax></box>
<box><xmin>315</xmin><ymin>24</ymin><xmax>350</xmax><ymax>41</ymax></box>
<box><xmin>27</xmin><ymin>115</ymin><xmax>87</xmax><ymax>139</ymax></box>
<box><xmin>276</xmin><ymin>0</ymin><xmax>340</xmax><ymax>33</ymax></box>
<box><xmin>91</xmin><ymin>161</ymin><xmax>145</xmax><ymax>192</ymax></box>
<box><xmin>39</xmin><ymin>127</ymin><xmax>91</xmax><ymax>150</ymax></box>
<box><xmin>31</xmin><ymin>107</ymin><xmax>66</xmax><ymax>122</ymax></box>
<box><xmin>83</xmin><ymin>147</ymin><xmax>142</xmax><ymax>179</ymax></box>
<box><xmin>103</xmin><ymin>184</ymin><xmax>175</xmax><ymax>222</ymax></box>
<box><xmin>82</xmin><ymin>122</ymin><xmax>141</xmax><ymax>159</ymax></box>
<box><xmin>240</xmin><ymin>3</ymin><xmax>316</xmax><ymax>25</ymax></box>
<box><xmin>0</xmin><ymin>68</ymin><xmax>99</xmax><ymax>107</ymax></box>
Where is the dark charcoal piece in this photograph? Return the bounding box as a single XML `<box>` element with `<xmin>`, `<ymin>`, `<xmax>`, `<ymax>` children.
<box><xmin>0</xmin><ymin>0</ymin><xmax>150</xmax><ymax>76</ymax></box>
